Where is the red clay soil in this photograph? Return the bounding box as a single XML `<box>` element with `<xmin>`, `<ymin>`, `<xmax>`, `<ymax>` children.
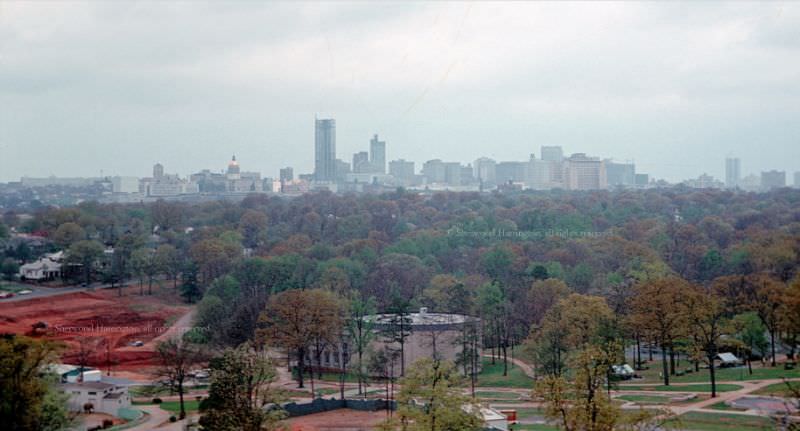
<box><xmin>282</xmin><ymin>409</ymin><xmax>389</xmax><ymax>431</ymax></box>
<box><xmin>0</xmin><ymin>285</ymin><xmax>190</xmax><ymax>372</ymax></box>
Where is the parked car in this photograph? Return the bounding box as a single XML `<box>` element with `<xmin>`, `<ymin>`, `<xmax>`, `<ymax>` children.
<box><xmin>18</xmin><ymin>290</ymin><xmax>33</xmax><ymax>295</ymax></box>
<box><xmin>129</xmin><ymin>340</ymin><xmax>144</xmax><ymax>347</ymax></box>
<box><xmin>0</xmin><ymin>292</ymin><xmax>15</xmax><ymax>299</ymax></box>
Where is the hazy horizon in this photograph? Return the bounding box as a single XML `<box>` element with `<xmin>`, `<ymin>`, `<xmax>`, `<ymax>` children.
<box><xmin>1</xmin><ymin>1</ymin><xmax>799</xmax><ymax>183</ymax></box>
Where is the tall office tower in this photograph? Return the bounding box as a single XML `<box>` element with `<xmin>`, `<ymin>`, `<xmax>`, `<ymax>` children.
<box><xmin>541</xmin><ymin>146</ymin><xmax>565</xmax><ymax>186</ymax></box>
<box><xmin>725</xmin><ymin>157</ymin><xmax>741</xmax><ymax>188</ymax></box>
<box><xmin>795</xmin><ymin>172</ymin><xmax>800</xmax><ymax>188</ymax></box>
<box><xmin>540</xmin><ymin>146</ymin><xmax>564</xmax><ymax>162</ymax></box>
<box><xmin>153</xmin><ymin>163</ymin><xmax>164</xmax><ymax>179</ymax></box>
<box><xmin>565</xmin><ymin>153</ymin><xmax>606</xmax><ymax>190</ymax></box>
<box><xmin>473</xmin><ymin>157</ymin><xmax>497</xmax><ymax>187</ymax></box>
<box><xmin>605</xmin><ymin>160</ymin><xmax>636</xmax><ymax>188</ymax></box>
<box><xmin>389</xmin><ymin>159</ymin><xmax>415</xmax><ymax>185</ymax></box>
<box><xmin>444</xmin><ymin>162</ymin><xmax>462</xmax><ymax>186</ymax></box>
<box><xmin>422</xmin><ymin>159</ymin><xmax>447</xmax><ymax>184</ymax></box>
<box><xmin>369</xmin><ymin>134</ymin><xmax>386</xmax><ymax>174</ymax></box>
<box><xmin>527</xmin><ymin>154</ymin><xmax>552</xmax><ymax>190</ymax></box>
<box><xmin>314</xmin><ymin>118</ymin><xmax>336</xmax><ymax>181</ymax></box>
<box><xmin>760</xmin><ymin>170</ymin><xmax>786</xmax><ymax>190</ymax></box>
<box><xmin>279</xmin><ymin>167</ymin><xmax>294</xmax><ymax>182</ymax></box>
<box><xmin>352</xmin><ymin>151</ymin><xmax>370</xmax><ymax>173</ymax></box>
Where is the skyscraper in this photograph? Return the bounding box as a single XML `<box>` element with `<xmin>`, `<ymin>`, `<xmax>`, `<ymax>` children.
<box><xmin>279</xmin><ymin>167</ymin><xmax>294</xmax><ymax>182</ymax></box>
<box><xmin>564</xmin><ymin>153</ymin><xmax>606</xmax><ymax>190</ymax></box>
<box><xmin>352</xmin><ymin>151</ymin><xmax>370</xmax><ymax>173</ymax></box>
<box><xmin>389</xmin><ymin>159</ymin><xmax>415</xmax><ymax>185</ymax></box>
<box><xmin>473</xmin><ymin>157</ymin><xmax>497</xmax><ymax>187</ymax></box>
<box><xmin>541</xmin><ymin>146</ymin><xmax>564</xmax><ymax>186</ymax></box>
<box><xmin>725</xmin><ymin>157</ymin><xmax>741</xmax><ymax>188</ymax></box>
<box><xmin>370</xmin><ymin>134</ymin><xmax>386</xmax><ymax>174</ymax></box>
<box><xmin>153</xmin><ymin>163</ymin><xmax>164</xmax><ymax>179</ymax></box>
<box><xmin>761</xmin><ymin>170</ymin><xmax>786</xmax><ymax>190</ymax></box>
<box><xmin>540</xmin><ymin>146</ymin><xmax>564</xmax><ymax>162</ymax></box>
<box><xmin>795</xmin><ymin>171</ymin><xmax>800</xmax><ymax>188</ymax></box>
<box><xmin>314</xmin><ymin>118</ymin><xmax>336</xmax><ymax>181</ymax></box>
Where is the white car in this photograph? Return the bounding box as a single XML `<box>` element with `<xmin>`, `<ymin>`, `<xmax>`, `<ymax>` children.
<box><xmin>17</xmin><ymin>290</ymin><xmax>33</xmax><ymax>295</ymax></box>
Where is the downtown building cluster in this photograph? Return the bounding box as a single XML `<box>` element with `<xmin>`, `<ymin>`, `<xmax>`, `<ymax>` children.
<box><xmin>308</xmin><ymin>118</ymin><xmax>649</xmax><ymax>193</ymax></box>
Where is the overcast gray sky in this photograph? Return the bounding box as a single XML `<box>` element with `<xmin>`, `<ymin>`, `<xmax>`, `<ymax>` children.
<box><xmin>1</xmin><ymin>1</ymin><xmax>798</xmax><ymax>183</ymax></box>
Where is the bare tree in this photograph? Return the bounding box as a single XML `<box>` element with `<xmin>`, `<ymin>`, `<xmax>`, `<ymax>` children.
<box><xmin>154</xmin><ymin>338</ymin><xmax>206</xmax><ymax>419</ymax></box>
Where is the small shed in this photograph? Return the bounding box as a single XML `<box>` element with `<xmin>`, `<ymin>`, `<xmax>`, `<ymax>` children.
<box><xmin>716</xmin><ymin>352</ymin><xmax>740</xmax><ymax>367</ymax></box>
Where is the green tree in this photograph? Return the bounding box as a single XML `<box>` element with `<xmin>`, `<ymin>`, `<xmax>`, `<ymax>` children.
<box><xmin>52</xmin><ymin>222</ymin><xmax>85</xmax><ymax>249</ymax></box>
<box><xmin>66</xmin><ymin>239</ymin><xmax>104</xmax><ymax>286</ymax></box>
<box><xmin>199</xmin><ymin>342</ymin><xmax>285</xmax><ymax>431</ymax></box>
<box><xmin>180</xmin><ymin>263</ymin><xmax>202</xmax><ymax>303</ymax></box>
<box><xmin>732</xmin><ymin>312</ymin><xmax>768</xmax><ymax>374</ymax></box>
<box><xmin>0</xmin><ymin>334</ymin><xmax>71</xmax><ymax>431</ymax></box>
<box><xmin>154</xmin><ymin>244</ymin><xmax>182</xmax><ymax>288</ymax></box>
<box><xmin>154</xmin><ymin>338</ymin><xmax>206</xmax><ymax>419</ymax></box>
<box><xmin>1</xmin><ymin>257</ymin><xmax>19</xmax><ymax>280</ymax></box>
<box><xmin>394</xmin><ymin>358</ymin><xmax>483</xmax><ymax>431</ymax></box>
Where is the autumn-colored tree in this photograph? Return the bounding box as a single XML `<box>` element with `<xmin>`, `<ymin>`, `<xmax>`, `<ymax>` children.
<box><xmin>239</xmin><ymin>209</ymin><xmax>268</xmax><ymax>249</ymax></box>
<box><xmin>534</xmin><ymin>346</ymin><xmax>619</xmax><ymax>431</ymax></box>
<box><xmin>529</xmin><ymin>294</ymin><xmax>614</xmax><ymax>377</ymax></box>
<box><xmin>257</xmin><ymin>289</ymin><xmax>344</xmax><ymax>389</ymax></box>
<box><xmin>780</xmin><ymin>278</ymin><xmax>800</xmax><ymax>362</ymax></box>
<box><xmin>526</xmin><ymin>278</ymin><xmax>570</xmax><ymax>326</ymax></box>
<box><xmin>189</xmin><ymin>237</ymin><xmax>241</xmax><ymax>286</ymax></box>
<box><xmin>629</xmin><ymin>276</ymin><xmax>691</xmax><ymax>385</ymax></box>
<box><xmin>421</xmin><ymin>274</ymin><xmax>474</xmax><ymax>314</ymax></box>
<box><xmin>684</xmin><ymin>285</ymin><xmax>730</xmax><ymax>398</ymax></box>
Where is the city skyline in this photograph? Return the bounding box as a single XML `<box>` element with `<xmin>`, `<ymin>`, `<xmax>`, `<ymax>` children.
<box><xmin>2</xmin><ymin>2</ymin><xmax>800</xmax><ymax>182</ymax></box>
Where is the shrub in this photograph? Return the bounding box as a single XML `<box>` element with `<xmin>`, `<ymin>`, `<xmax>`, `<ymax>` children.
<box><xmin>102</xmin><ymin>419</ymin><xmax>114</xmax><ymax>428</ymax></box>
<box><xmin>169</xmin><ymin>415</ymin><xmax>177</xmax><ymax>423</ymax></box>
<box><xmin>152</xmin><ymin>398</ymin><xmax>163</xmax><ymax>404</ymax></box>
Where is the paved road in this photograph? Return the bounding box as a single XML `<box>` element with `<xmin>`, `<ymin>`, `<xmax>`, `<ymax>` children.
<box><xmin>0</xmin><ymin>284</ymin><xmax>83</xmax><ymax>302</ymax></box>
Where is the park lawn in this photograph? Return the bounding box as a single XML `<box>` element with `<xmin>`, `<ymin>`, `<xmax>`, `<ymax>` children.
<box><xmin>292</xmin><ymin>368</ymin><xmax>360</xmax><ymax>384</ymax></box>
<box><xmin>665</xmin><ymin>411</ymin><xmax>774</xmax><ymax>431</ymax></box>
<box><xmin>752</xmin><ymin>382</ymin><xmax>800</xmax><ymax>397</ymax></box>
<box><xmin>707</xmin><ymin>401</ymin><xmax>746</xmax><ymax>411</ymax></box>
<box><xmin>511</xmin><ymin>407</ymin><xmax>545</xmax><ymax>418</ymax></box>
<box><xmin>475</xmin><ymin>391</ymin><xmax>521</xmax><ymax>400</ymax></box>
<box><xmin>633</xmin><ymin>360</ymin><xmax>800</xmax><ymax>383</ymax></box>
<box><xmin>478</xmin><ymin>358</ymin><xmax>534</xmax><ymax>388</ymax></box>
<box><xmin>159</xmin><ymin>400</ymin><xmax>201</xmax><ymax>414</ymax></box>
<box><xmin>617</xmin><ymin>383</ymin><xmax>742</xmax><ymax>392</ymax></box>
<box><xmin>617</xmin><ymin>394</ymin><xmax>671</xmax><ymax>404</ymax></box>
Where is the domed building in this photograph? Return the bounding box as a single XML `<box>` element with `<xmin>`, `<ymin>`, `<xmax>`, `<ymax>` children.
<box><xmin>226</xmin><ymin>155</ymin><xmax>241</xmax><ymax>180</ymax></box>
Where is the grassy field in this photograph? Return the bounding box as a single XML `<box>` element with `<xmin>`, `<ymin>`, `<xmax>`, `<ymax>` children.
<box><xmin>617</xmin><ymin>383</ymin><xmax>742</xmax><ymax>392</ymax></box>
<box><xmin>752</xmin><ymin>381</ymin><xmax>800</xmax><ymax>397</ymax></box>
<box><xmin>159</xmin><ymin>400</ymin><xmax>201</xmax><ymax>414</ymax></box>
<box><xmin>478</xmin><ymin>358</ymin><xmax>534</xmax><ymax>388</ymax></box>
<box><xmin>0</xmin><ymin>281</ymin><xmax>29</xmax><ymax>293</ymax></box>
<box><xmin>475</xmin><ymin>391</ymin><xmax>521</xmax><ymax>400</ymax></box>
<box><xmin>635</xmin><ymin>360</ymin><xmax>800</xmax><ymax>383</ymax></box>
<box><xmin>617</xmin><ymin>394</ymin><xmax>672</xmax><ymax>404</ymax></box>
<box><xmin>665</xmin><ymin>411</ymin><xmax>774</xmax><ymax>431</ymax></box>
<box><xmin>707</xmin><ymin>401</ymin><xmax>746</xmax><ymax>411</ymax></box>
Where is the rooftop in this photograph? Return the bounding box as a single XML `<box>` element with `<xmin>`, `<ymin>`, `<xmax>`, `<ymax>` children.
<box><xmin>365</xmin><ymin>308</ymin><xmax>476</xmax><ymax>326</ymax></box>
